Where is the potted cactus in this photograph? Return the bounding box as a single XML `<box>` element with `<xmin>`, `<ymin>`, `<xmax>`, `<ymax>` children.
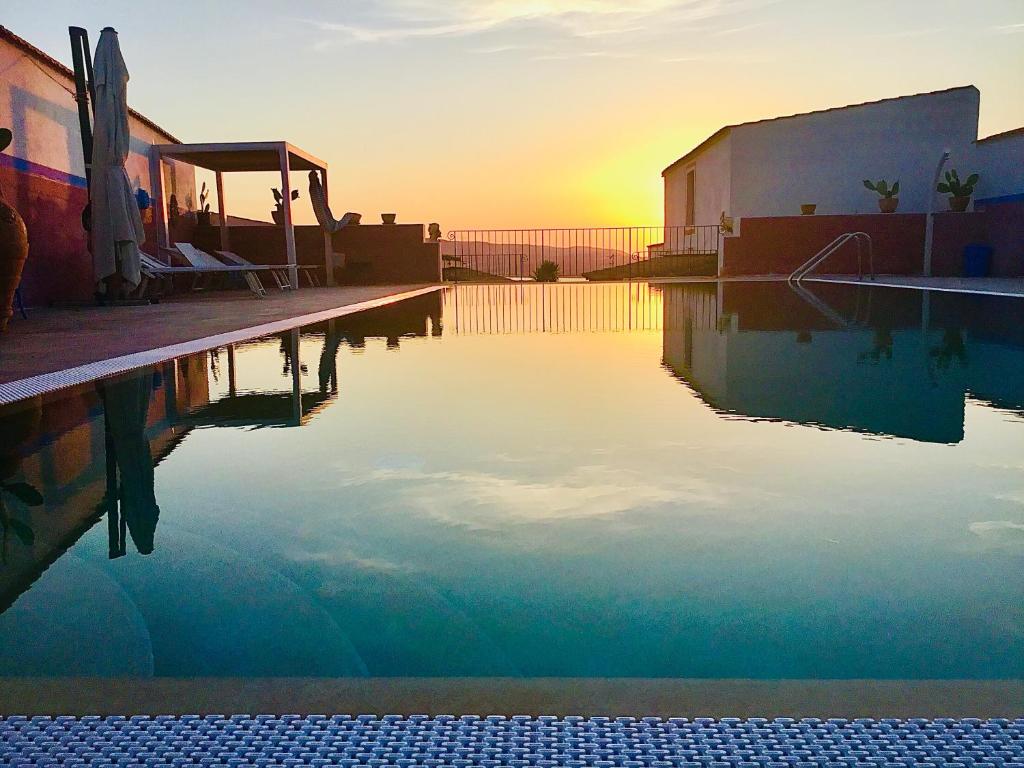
<box><xmin>937</xmin><ymin>169</ymin><xmax>979</xmax><ymax>212</ymax></box>
<box><xmin>271</xmin><ymin>187</ymin><xmax>300</xmax><ymax>225</ymax></box>
<box><xmin>863</xmin><ymin>179</ymin><xmax>900</xmax><ymax>213</ymax></box>
<box><xmin>195</xmin><ymin>182</ymin><xmax>212</xmax><ymax>227</ymax></box>
<box><xmin>0</xmin><ymin>128</ymin><xmax>29</xmax><ymax>332</ymax></box>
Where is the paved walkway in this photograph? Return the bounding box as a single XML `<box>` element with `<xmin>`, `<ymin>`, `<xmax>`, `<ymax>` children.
<box><xmin>810</xmin><ymin>275</ymin><xmax>1024</xmax><ymax>297</ymax></box>
<box><xmin>0</xmin><ymin>678</ymin><xmax>1021</xmax><ymax>719</ymax></box>
<box><xmin>0</xmin><ymin>285</ymin><xmax>437</xmax><ymax>388</ymax></box>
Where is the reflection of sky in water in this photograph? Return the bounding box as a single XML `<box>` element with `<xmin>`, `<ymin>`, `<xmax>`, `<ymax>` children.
<box><xmin>2</xmin><ymin>284</ymin><xmax>1023</xmax><ymax>678</ymax></box>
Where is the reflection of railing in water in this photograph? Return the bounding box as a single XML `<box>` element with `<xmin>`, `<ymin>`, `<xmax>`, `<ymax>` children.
<box><xmin>444</xmin><ymin>226</ymin><xmax>720</xmax><ymax>280</ymax></box>
<box><xmin>442</xmin><ymin>283</ymin><xmax>666</xmax><ymax>334</ymax></box>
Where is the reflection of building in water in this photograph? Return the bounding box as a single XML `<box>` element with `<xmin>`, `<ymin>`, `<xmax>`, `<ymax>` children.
<box><xmin>662</xmin><ymin>283</ymin><xmax>1024</xmax><ymax>444</ymax></box>
<box><xmin>442</xmin><ymin>283</ymin><xmax>664</xmax><ymax>334</ymax></box>
<box><xmin>0</xmin><ymin>293</ymin><xmax>443</xmax><ymax>615</ymax></box>
<box><xmin>0</xmin><ymin>355</ymin><xmax>211</xmax><ymax>612</ymax></box>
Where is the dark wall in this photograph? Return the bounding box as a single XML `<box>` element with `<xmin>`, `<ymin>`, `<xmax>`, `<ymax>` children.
<box><xmin>188</xmin><ymin>222</ymin><xmax>440</xmax><ymax>284</ymax></box>
<box><xmin>332</xmin><ymin>224</ymin><xmax>440</xmax><ymax>284</ymax></box>
<box><xmin>722</xmin><ymin>210</ymin><xmax>1015</xmax><ymax>277</ymax></box>
<box><xmin>975</xmin><ymin>199</ymin><xmax>1024</xmax><ymax>277</ymax></box>
<box><xmin>190</xmin><ymin>224</ymin><xmax>326</xmax><ymax>268</ymax></box>
<box><xmin>723</xmin><ymin>214</ymin><xmax>926</xmax><ymax>276</ymax></box>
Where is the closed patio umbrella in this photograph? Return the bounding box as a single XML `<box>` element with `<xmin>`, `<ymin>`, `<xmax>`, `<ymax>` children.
<box><xmin>91</xmin><ymin>27</ymin><xmax>144</xmax><ymax>295</ymax></box>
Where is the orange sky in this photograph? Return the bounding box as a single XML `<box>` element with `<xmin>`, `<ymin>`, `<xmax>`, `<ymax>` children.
<box><xmin>9</xmin><ymin>1</ymin><xmax>1024</xmax><ymax>228</ymax></box>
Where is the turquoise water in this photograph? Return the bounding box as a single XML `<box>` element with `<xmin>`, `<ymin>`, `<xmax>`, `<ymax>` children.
<box><xmin>1</xmin><ymin>282</ymin><xmax>1022</xmax><ymax>678</ymax></box>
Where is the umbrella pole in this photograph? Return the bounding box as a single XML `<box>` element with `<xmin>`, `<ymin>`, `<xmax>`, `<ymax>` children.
<box><xmin>68</xmin><ymin>27</ymin><xmax>94</xmax><ymax>190</ymax></box>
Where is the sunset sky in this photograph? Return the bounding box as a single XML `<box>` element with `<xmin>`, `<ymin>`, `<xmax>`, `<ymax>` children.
<box><xmin>7</xmin><ymin>0</ymin><xmax>1024</xmax><ymax>228</ymax></box>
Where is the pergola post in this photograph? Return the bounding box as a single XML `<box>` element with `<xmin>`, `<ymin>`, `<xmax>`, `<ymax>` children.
<box><xmin>320</xmin><ymin>168</ymin><xmax>335</xmax><ymax>286</ymax></box>
<box><xmin>279</xmin><ymin>145</ymin><xmax>299</xmax><ymax>289</ymax></box>
<box><xmin>215</xmin><ymin>171</ymin><xmax>230</xmax><ymax>252</ymax></box>
<box><xmin>289</xmin><ymin>328</ymin><xmax>302</xmax><ymax>425</ymax></box>
<box><xmin>152</xmin><ymin>150</ymin><xmax>169</xmax><ymax>252</ymax></box>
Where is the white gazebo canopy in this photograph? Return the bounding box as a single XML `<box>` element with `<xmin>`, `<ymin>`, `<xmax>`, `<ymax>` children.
<box><xmin>151</xmin><ymin>141</ymin><xmax>330</xmax><ymax>287</ymax></box>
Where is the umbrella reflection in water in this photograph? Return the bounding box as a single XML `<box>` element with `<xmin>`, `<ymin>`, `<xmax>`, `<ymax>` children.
<box><xmin>99</xmin><ymin>369</ymin><xmax>159</xmax><ymax>557</ymax></box>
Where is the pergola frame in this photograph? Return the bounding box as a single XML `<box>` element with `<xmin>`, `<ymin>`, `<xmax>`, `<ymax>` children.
<box><xmin>151</xmin><ymin>141</ymin><xmax>331</xmax><ymax>288</ymax></box>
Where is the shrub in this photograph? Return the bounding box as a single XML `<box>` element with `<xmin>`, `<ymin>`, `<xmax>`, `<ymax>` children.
<box><xmin>533</xmin><ymin>260</ymin><xmax>559</xmax><ymax>282</ymax></box>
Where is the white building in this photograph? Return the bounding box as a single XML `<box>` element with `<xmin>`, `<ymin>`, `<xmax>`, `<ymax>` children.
<box><xmin>662</xmin><ymin>85</ymin><xmax>1024</xmax><ymax>227</ymax></box>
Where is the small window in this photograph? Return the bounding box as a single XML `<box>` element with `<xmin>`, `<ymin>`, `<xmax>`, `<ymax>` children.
<box><xmin>685</xmin><ymin>167</ymin><xmax>696</xmax><ymax>226</ymax></box>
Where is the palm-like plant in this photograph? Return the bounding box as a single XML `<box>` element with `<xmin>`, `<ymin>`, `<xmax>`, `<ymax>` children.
<box><xmin>0</xmin><ymin>478</ymin><xmax>42</xmax><ymax>564</ymax></box>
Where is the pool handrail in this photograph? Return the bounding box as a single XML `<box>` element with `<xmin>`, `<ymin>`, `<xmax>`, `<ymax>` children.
<box><xmin>789</xmin><ymin>231</ymin><xmax>874</xmax><ymax>283</ymax></box>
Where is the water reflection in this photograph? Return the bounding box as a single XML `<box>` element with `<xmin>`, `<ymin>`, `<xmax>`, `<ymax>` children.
<box><xmin>662</xmin><ymin>282</ymin><xmax>1024</xmax><ymax>443</ymax></box>
<box><xmin>99</xmin><ymin>369</ymin><xmax>160</xmax><ymax>556</ymax></box>
<box><xmin>0</xmin><ymin>293</ymin><xmax>442</xmax><ymax>617</ymax></box>
<box><xmin>443</xmin><ymin>282</ymin><xmax>663</xmax><ymax>333</ymax></box>
<box><xmin>2</xmin><ymin>283</ymin><xmax>1023</xmax><ymax>678</ymax></box>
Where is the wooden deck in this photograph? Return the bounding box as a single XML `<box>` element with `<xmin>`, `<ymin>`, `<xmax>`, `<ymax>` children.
<box><xmin>0</xmin><ymin>285</ymin><xmax>437</xmax><ymax>387</ymax></box>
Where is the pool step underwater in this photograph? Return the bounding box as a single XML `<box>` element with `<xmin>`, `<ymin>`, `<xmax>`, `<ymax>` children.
<box><xmin>2</xmin><ymin>715</ymin><xmax>1023</xmax><ymax>766</ymax></box>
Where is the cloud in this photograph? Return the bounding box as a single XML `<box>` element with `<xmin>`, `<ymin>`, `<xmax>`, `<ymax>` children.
<box><xmin>470</xmin><ymin>44</ymin><xmax>532</xmax><ymax>54</ymax></box>
<box><xmin>869</xmin><ymin>26</ymin><xmax>944</xmax><ymax>40</ymax></box>
<box><xmin>968</xmin><ymin>520</ymin><xmax>1024</xmax><ymax>547</ymax></box>
<box><xmin>291</xmin><ymin>548</ymin><xmax>411</xmax><ymax>573</ymax></box>
<box><xmin>531</xmin><ymin>50</ymin><xmax>639</xmax><ymax>60</ymax></box>
<box><xmin>991</xmin><ymin>22</ymin><xmax>1024</xmax><ymax>34</ymax></box>
<box><xmin>357</xmin><ymin>464</ymin><xmax>730</xmax><ymax>530</ymax></box>
<box><xmin>711</xmin><ymin>21</ymin><xmax>765</xmax><ymax>36</ymax></box>
<box><xmin>305</xmin><ymin>0</ymin><xmax>776</xmax><ymax>47</ymax></box>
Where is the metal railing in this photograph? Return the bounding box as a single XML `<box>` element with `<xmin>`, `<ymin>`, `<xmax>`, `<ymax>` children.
<box><xmin>443</xmin><ymin>225</ymin><xmax>720</xmax><ymax>281</ymax></box>
<box><xmin>789</xmin><ymin>231</ymin><xmax>874</xmax><ymax>283</ymax></box>
<box><xmin>442</xmin><ymin>282</ymin><xmax>665</xmax><ymax>334</ymax></box>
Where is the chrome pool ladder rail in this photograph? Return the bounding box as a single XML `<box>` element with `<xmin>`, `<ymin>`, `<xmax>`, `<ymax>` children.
<box><xmin>789</xmin><ymin>231</ymin><xmax>874</xmax><ymax>283</ymax></box>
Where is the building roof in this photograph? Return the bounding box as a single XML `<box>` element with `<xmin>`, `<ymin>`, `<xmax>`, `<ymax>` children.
<box><xmin>152</xmin><ymin>142</ymin><xmax>326</xmax><ymax>172</ymax></box>
<box><xmin>662</xmin><ymin>85</ymin><xmax>979</xmax><ymax>176</ymax></box>
<box><xmin>977</xmin><ymin>126</ymin><xmax>1024</xmax><ymax>144</ymax></box>
<box><xmin>0</xmin><ymin>24</ymin><xmax>181</xmax><ymax>144</ymax></box>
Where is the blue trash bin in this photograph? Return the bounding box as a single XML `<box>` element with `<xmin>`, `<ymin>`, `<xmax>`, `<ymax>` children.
<box><xmin>963</xmin><ymin>243</ymin><xmax>993</xmax><ymax>277</ymax></box>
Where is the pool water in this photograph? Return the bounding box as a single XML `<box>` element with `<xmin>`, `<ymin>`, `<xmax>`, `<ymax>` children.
<box><xmin>1</xmin><ymin>282</ymin><xmax>1022</xmax><ymax>679</ymax></box>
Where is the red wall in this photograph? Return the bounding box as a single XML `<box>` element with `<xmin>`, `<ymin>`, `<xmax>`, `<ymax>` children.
<box><xmin>975</xmin><ymin>199</ymin><xmax>1024</xmax><ymax>277</ymax></box>
<box><xmin>723</xmin><ymin>211</ymin><xmax>1002</xmax><ymax>277</ymax></box>
<box><xmin>2</xmin><ymin>163</ymin><xmax>164</xmax><ymax>307</ymax></box>
<box><xmin>723</xmin><ymin>214</ymin><xmax>925</xmax><ymax>276</ymax></box>
<box><xmin>2</xmin><ymin>164</ymin><xmax>91</xmax><ymax>305</ymax></box>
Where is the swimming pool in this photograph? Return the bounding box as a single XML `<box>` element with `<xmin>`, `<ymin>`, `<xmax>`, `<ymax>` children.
<box><xmin>1</xmin><ymin>281</ymin><xmax>1022</xmax><ymax>680</ymax></box>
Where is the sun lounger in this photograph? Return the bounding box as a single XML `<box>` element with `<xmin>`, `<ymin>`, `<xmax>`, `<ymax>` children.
<box><xmin>140</xmin><ymin>248</ymin><xmax>267</xmax><ymax>297</ymax></box>
<box><xmin>173</xmin><ymin>243</ymin><xmax>278</xmax><ymax>296</ymax></box>
<box><xmin>216</xmin><ymin>250</ymin><xmax>323</xmax><ymax>289</ymax></box>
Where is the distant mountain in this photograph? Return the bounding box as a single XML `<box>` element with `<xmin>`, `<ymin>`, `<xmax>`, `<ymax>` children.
<box><xmin>440</xmin><ymin>239</ymin><xmax>632</xmax><ymax>278</ymax></box>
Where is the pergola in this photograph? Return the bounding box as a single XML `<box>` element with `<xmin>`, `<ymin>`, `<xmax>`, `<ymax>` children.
<box><xmin>151</xmin><ymin>141</ymin><xmax>331</xmax><ymax>287</ymax></box>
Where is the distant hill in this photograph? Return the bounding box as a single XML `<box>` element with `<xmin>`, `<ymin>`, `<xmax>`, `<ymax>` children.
<box><xmin>441</xmin><ymin>239</ymin><xmax>630</xmax><ymax>278</ymax></box>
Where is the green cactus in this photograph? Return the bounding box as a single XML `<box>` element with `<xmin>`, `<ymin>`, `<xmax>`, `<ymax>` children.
<box><xmin>0</xmin><ymin>128</ymin><xmax>11</xmax><ymax>153</ymax></box>
<box><xmin>272</xmin><ymin>188</ymin><xmax>300</xmax><ymax>208</ymax></box>
<box><xmin>936</xmin><ymin>169</ymin><xmax>979</xmax><ymax>197</ymax></box>
<box><xmin>863</xmin><ymin>179</ymin><xmax>900</xmax><ymax>198</ymax></box>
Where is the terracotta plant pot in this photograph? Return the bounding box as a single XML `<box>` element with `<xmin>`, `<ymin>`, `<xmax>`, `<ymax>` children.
<box><xmin>196</xmin><ymin>210</ymin><xmax>212</xmax><ymax>228</ymax></box>
<box><xmin>0</xmin><ymin>198</ymin><xmax>29</xmax><ymax>332</ymax></box>
<box><xmin>878</xmin><ymin>197</ymin><xmax>899</xmax><ymax>213</ymax></box>
<box><xmin>800</xmin><ymin>204</ymin><xmax>816</xmax><ymax>216</ymax></box>
<box><xmin>949</xmin><ymin>196</ymin><xmax>971</xmax><ymax>212</ymax></box>
<box><xmin>271</xmin><ymin>209</ymin><xmax>284</xmax><ymax>225</ymax></box>
<box><xmin>381</xmin><ymin>213</ymin><xmax>397</xmax><ymax>225</ymax></box>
